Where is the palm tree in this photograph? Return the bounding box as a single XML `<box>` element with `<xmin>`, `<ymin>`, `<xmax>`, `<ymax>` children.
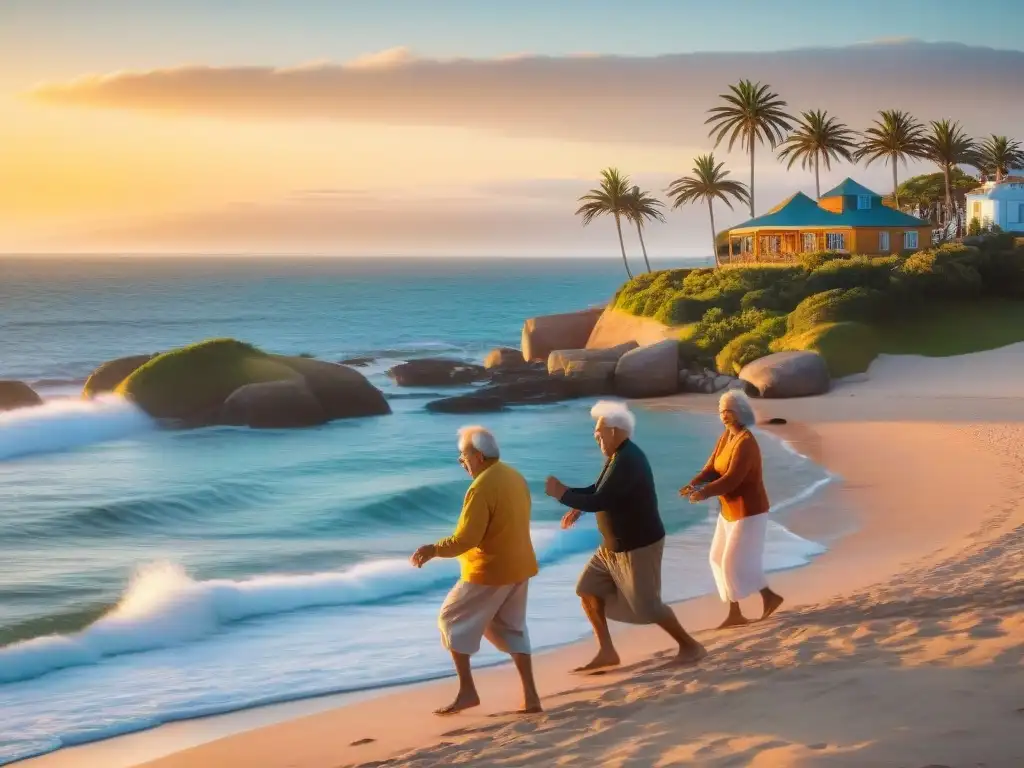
<box><xmin>777</xmin><ymin>110</ymin><xmax>858</xmax><ymax>199</ymax></box>
<box><xmin>705</xmin><ymin>79</ymin><xmax>792</xmax><ymax>218</ymax></box>
<box><xmin>667</xmin><ymin>154</ymin><xmax>750</xmax><ymax>268</ymax></box>
<box><xmin>576</xmin><ymin>168</ymin><xmax>635</xmax><ymax>278</ymax></box>
<box><xmin>976</xmin><ymin>135</ymin><xmax>1024</xmax><ymax>182</ymax></box>
<box><xmin>922</xmin><ymin>120</ymin><xmax>977</xmax><ymax>217</ymax></box>
<box><xmin>622</xmin><ymin>185</ymin><xmax>665</xmax><ymax>273</ymax></box>
<box><xmin>854</xmin><ymin>109</ymin><xmax>926</xmax><ymax>207</ymax></box>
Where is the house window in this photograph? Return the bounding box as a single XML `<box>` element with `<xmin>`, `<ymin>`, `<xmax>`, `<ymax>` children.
<box><xmin>879</xmin><ymin>231</ymin><xmax>890</xmax><ymax>252</ymax></box>
<box><xmin>825</xmin><ymin>232</ymin><xmax>846</xmax><ymax>250</ymax></box>
<box><xmin>857</xmin><ymin>195</ymin><xmax>872</xmax><ymax>210</ymax></box>
<box><xmin>1010</xmin><ymin>203</ymin><xmax>1023</xmax><ymax>224</ymax></box>
<box><xmin>801</xmin><ymin>233</ymin><xmax>816</xmax><ymax>252</ymax></box>
<box><xmin>904</xmin><ymin>231</ymin><xmax>919</xmax><ymax>250</ymax></box>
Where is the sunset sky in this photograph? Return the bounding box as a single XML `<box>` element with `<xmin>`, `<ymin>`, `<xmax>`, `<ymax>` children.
<box><xmin>3</xmin><ymin>0</ymin><xmax>1024</xmax><ymax>256</ymax></box>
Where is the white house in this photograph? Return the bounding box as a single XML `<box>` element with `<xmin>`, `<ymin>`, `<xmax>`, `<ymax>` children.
<box><xmin>964</xmin><ymin>177</ymin><xmax>1024</xmax><ymax>233</ymax></box>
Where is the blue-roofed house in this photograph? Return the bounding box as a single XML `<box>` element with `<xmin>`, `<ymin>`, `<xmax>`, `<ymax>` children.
<box><xmin>725</xmin><ymin>178</ymin><xmax>933</xmax><ymax>262</ymax></box>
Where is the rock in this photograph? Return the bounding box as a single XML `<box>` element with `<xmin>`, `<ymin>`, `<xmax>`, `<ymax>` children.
<box><xmin>521</xmin><ymin>308</ymin><xmax>604</xmax><ymax>363</ymax></box>
<box><xmin>281</xmin><ymin>356</ymin><xmax>391</xmax><ymax>420</ymax></box>
<box><xmin>564</xmin><ymin>359</ymin><xmax>617</xmax><ymax>383</ymax></box>
<box><xmin>713</xmin><ymin>375</ymin><xmax>734</xmax><ymax>392</ymax></box>
<box><xmin>387</xmin><ymin>358</ymin><xmax>488</xmax><ymax>387</ymax></box>
<box><xmin>763</xmin><ymin>417</ymin><xmax>788</xmax><ymax>425</ymax></box>
<box><xmin>220</xmin><ymin>380</ymin><xmax>326</xmax><ymax>428</ymax></box>
<box><xmin>483</xmin><ymin>347</ymin><xmax>527</xmax><ymax>370</ymax></box>
<box><xmin>117</xmin><ymin>338</ymin><xmax>390</xmax><ymax>425</ymax></box>
<box><xmin>739</xmin><ymin>351</ymin><xmax>831</xmax><ymax>399</ymax></box>
<box><xmin>0</xmin><ymin>381</ymin><xmax>43</xmax><ymax>412</ymax></box>
<box><xmin>547</xmin><ymin>342</ymin><xmax>638</xmax><ymax>376</ymax></box>
<box><xmin>614</xmin><ymin>340</ymin><xmax>680</xmax><ymax>399</ymax></box>
<box><xmin>339</xmin><ymin>356</ymin><xmax>375</xmax><ymax>367</ymax></box>
<box><xmin>83</xmin><ymin>354</ymin><xmax>157</xmax><ymax>397</ymax></box>
<box><xmin>486</xmin><ymin>362</ymin><xmax>550</xmax><ymax>385</ymax></box>
<box><xmin>426</xmin><ymin>376</ymin><xmax>607</xmax><ymax>414</ymax></box>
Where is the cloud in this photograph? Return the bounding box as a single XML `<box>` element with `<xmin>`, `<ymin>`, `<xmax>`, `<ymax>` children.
<box><xmin>28</xmin><ymin>41</ymin><xmax>1024</xmax><ymax>145</ymax></box>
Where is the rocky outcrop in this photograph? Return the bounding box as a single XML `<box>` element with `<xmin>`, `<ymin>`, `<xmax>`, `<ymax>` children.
<box><xmin>387</xmin><ymin>358</ymin><xmax>489</xmax><ymax>387</ymax></box>
<box><xmin>585</xmin><ymin>307</ymin><xmax>681</xmax><ymax>349</ymax></box>
<box><xmin>220</xmin><ymin>380</ymin><xmax>326</xmax><ymax>428</ymax></box>
<box><xmin>547</xmin><ymin>342</ymin><xmax>638</xmax><ymax>376</ymax></box>
<box><xmin>426</xmin><ymin>375</ymin><xmax>610</xmax><ymax>414</ymax></box>
<box><xmin>83</xmin><ymin>354</ymin><xmax>156</xmax><ymax>397</ymax></box>
<box><xmin>483</xmin><ymin>347</ymin><xmax>528</xmax><ymax>370</ymax></box>
<box><xmin>614</xmin><ymin>340</ymin><xmax>680</xmax><ymax>398</ymax></box>
<box><xmin>117</xmin><ymin>339</ymin><xmax>390</xmax><ymax>426</ymax></box>
<box><xmin>0</xmin><ymin>381</ymin><xmax>43</xmax><ymax>412</ymax></box>
<box><xmin>739</xmin><ymin>351</ymin><xmax>831</xmax><ymax>398</ymax></box>
<box><xmin>521</xmin><ymin>308</ymin><xmax>604</xmax><ymax>363</ymax></box>
<box><xmin>280</xmin><ymin>356</ymin><xmax>391</xmax><ymax>420</ymax></box>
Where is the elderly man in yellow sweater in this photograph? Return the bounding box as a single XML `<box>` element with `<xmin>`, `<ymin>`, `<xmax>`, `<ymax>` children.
<box><xmin>410</xmin><ymin>425</ymin><xmax>541</xmax><ymax>716</ymax></box>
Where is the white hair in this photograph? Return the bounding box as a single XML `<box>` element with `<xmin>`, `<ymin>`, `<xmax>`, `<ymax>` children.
<box><xmin>590</xmin><ymin>400</ymin><xmax>636</xmax><ymax>437</ymax></box>
<box><xmin>457</xmin><ymin>425</ymin><xmax>500</xmax><ymax>459</ymax></box>
<box><xmin>719</xmin><ymin>389</ymin><xmax>756</xmax><ymax>427</ymax></box>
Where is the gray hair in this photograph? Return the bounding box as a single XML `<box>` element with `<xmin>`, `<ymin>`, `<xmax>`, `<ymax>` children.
<box><xmin>457</xmin><ymin>425</ymin><xmax>500</xmax><ymax>459</ymax></box>
<box><xmin>590</xmin><ymin>400</ymin><xmax>636</xmax><ymax>437</ymax></box>
<box><xmin>719</xmin><ymin>389</ymin><xmax>756</xmax><ymax>427</ymax></box>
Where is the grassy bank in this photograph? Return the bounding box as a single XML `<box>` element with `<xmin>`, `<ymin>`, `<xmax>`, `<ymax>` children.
<box><xmin>612</xmin><ymin>233</ymin><xmax>1024</xmax><ymax>378</ymax></box>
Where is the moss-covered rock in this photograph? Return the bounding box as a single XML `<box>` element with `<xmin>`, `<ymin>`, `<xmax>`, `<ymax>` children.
<box><xmin>83</xmin><ymin>354</ymin><xmax>156</xmax><ymax>398</ymax></box>
<box><xmin>116</xmin><ymin>339</ymin><xmax>391</xmax><ymax>425</ymax></box>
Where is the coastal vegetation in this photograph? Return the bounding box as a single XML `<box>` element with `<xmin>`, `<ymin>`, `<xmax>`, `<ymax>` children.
<box><xmin>612</xmin><ymin>233</ymin><xmax>1024</xmax><ymax>378</ymax></box>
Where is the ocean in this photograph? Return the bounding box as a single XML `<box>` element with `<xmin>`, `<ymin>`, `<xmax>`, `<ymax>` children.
<box><xmin>0</xmin><ymin>257</ymin><xmax>830</xmax><ymax>765</ymax></box>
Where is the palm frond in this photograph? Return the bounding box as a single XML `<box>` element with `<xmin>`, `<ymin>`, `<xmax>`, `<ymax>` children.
<box><xmin>666</xmin><ymin>154</ymin><xmax>750</xmax><ymax>210</ymax></box>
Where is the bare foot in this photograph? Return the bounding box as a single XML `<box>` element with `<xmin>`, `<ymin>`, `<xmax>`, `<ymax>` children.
<box><xmin>761</xmin><ymin>592</ymin><xmax>784</xmax><ymax>620</ymax></box>
<box><xmin>572</xmin><ymin>649</ymin><xmax>621</xmax><ymax>673</ymax></box>
<box><xmin>672</xmin><ymin>642</ymin><xmax>708</xmax><ymax>666</ymax></box>
<box><xmin>716</xmin><ymin>613</ymin><xmax>749</xmax><ymax>629</ymax></box>
<box><xmin>434</xmin><ymin>691</ymin><xmax>481</xmax><ymax>716</ymax></box>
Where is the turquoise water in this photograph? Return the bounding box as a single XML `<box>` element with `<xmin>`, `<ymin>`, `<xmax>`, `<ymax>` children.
<box><xmin>0</xmin><ymin>257</ymin><xmax>828</xmax><ymax>764</ymax></box>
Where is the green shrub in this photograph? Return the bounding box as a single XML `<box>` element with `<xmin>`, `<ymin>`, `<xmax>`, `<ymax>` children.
<box><xmin>755</xmin><ymin>314</ymin><xmax>789</xmax><ymax>339</ymax></box>
<box><xmin>787</xmin><ymin>287</ymin><xmax>887</xmax><ymax>333</ymax></box>
<box><xmin>772</xmin><ymin>322</ymin><xmax>880</xmax><ymax>378</ymax></box>
<box><xmin>804</xmin><ymin>256</ymin><xmax>900</xmax><ymax>294</ymax></box>
<box><xmin>897</xmin><ymin>246</ymin><xmax>984</xmax><ymax>299</ymax></box>
<box><xmin>118</xmin><ymin>338</ymin><xmax>301</xmax><ymax>420</ymax></box>
<box><xmin>968</xmin><ymin>217</ymin><xmax>982</xmax><ymax>237</ymax></box>
<box><xmin>716</xmin><ymin>330</ymin><xmax>772</xmax><ymax>375</ymax></box>
<box><xmin>797</xmin><ymin>250</ymin><xmax>849</xmax><ymax>271</ymax></box>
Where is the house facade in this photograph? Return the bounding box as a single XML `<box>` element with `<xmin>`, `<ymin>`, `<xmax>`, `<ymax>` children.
<box><xmin>725</xmin><ymin>179</ymin><xmax>934</xmax><ymax>262</ymax></box>
<box><xmin>964</xmin><ymin>177</ymin><xmax>1024</xmax><ymax>233</ymax></box>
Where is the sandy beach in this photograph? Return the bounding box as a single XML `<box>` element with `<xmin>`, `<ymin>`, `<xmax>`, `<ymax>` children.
<box><xmin>22</xmin><ymin>346</ymin><xmax>1024</xmax><ymax>768</ymax></box>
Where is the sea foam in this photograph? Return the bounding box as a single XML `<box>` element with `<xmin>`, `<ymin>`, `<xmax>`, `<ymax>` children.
<box><xmin>0</xmin><ymin>395</ymin><xmax>153</xmax><ymax>461</ymax></box>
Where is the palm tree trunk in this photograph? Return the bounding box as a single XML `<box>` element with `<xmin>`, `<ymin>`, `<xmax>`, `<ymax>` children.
<box><xmin>614</xmin><ymin>213</ymin><xmax>632</xmax><ymax>279</ymax></box>
<box><xmin>708</xmin><ymin>198</ymin><xmax>719</xmax><ymax>268</ymax></box>
<box><xmin>634</xmin><ymin>221</ymin><xmax>652</xmax><ymax>273</ymax></box>
<box><xmin>943</xmin><ymin>164</ymin><xmax>952</xmax><ymax>221</ymax></box>
<box><xmin>749</xmin><ymin>138</ymin><xmax>756</xmax><ymax>217</ymax></box>
<box><xmin>814</xmin><ymin>154</ymin><xmax>821</xmax><ymax>199</ymax></box>
<box><xmin>891</xmin><ymin>160</ymin><xmax>900</xmax><ymax>208</ymax></box>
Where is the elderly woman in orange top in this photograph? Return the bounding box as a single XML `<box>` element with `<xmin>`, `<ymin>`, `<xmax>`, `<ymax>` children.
<box><xmin>681</xmin><ymin>390</ymin><xmax>784</xmax><ymax>628</ymax></box>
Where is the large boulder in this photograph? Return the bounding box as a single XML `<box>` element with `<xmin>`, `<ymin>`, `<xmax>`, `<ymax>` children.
<box><xmin>614</xmin><ymin>340</ymin><xmax>681</xmax><ymax>399</ymax></box>
<box><xmin>521</xmin><ymin>308</ymin><xmax>604</xmax><ymax>363</ymax></box>
<box><xmin>739</xmin><ymin>351</ymin><xmax>831</xmax><ymax>398</ymax></box>
<box><xmin>117</xmin><ymin>339</ymin><xmax>390</xmax><ymax>425</ymax></box>
<box><xmin>547</xmin><ymin>341</ymin><xmax>638</xmax><ymax>376</ymax></box>
<box><xmin>426</xmin><ymin>375</ymin><xmax>608</xmax><ymax>414</ymax></box>
<box><xmin>220</xmin><ymin>380</ymin><xmax>326</xmax><ymax>428</ymax></box>
<box><xmin>0</xmin><ymin>381</ymin><xmax>43</xmax><ymax>412</ymax></box>
<box><xmin>483</xmin><ymin>347</ymin><xmax>528</xmax><ymax>370</ymax></box>
<box><xmin>387</xmin><ymin>358</ymin><xmax>488</xmax><ymax>387</ymax></box>
<box><xmin>279</xmin><ymin>356</ymin><xmax>391</xmax><ymax>420</ymax></box>
<box><xmin>83</xmin><ymin>354</ymin><xmax>156</xmax><ymax>397</ymax></box>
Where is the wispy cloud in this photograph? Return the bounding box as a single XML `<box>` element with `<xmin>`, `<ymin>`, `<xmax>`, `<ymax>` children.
<box><xmin>28</xmin><ymin>41</ymin><xmax>1024</xmax><ymax>145</ymax></box>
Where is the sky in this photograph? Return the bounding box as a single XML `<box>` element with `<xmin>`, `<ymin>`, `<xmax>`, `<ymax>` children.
<box><xmin>3</xmin><ymin>0</ymin><xmax>1024</xmax><ymax>256</ymax></box>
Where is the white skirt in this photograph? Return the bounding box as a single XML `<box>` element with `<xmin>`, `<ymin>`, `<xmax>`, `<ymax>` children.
<box><xmin>708</xmin><ymin>512</ymin><xmax>769</xmax><ymax>603</ymax></box>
